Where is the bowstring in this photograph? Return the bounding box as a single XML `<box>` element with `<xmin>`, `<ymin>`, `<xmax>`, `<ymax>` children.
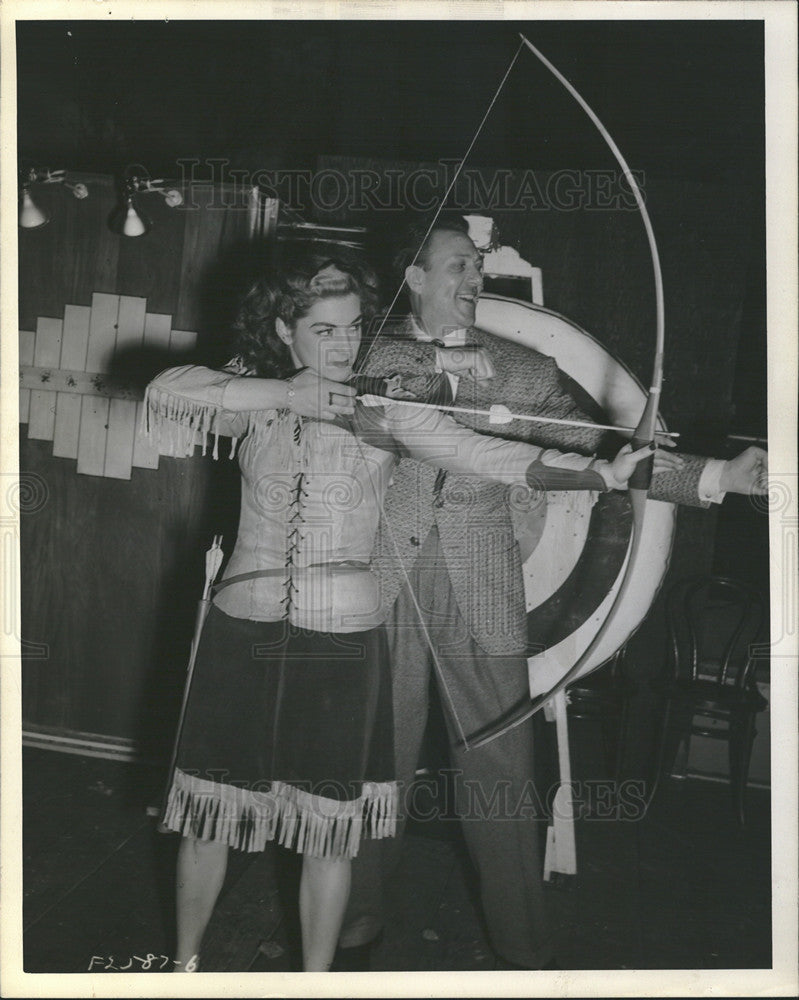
<box><xmin>350</xmin><ymin>435</ymin><xmax>471</xmax><ymax>748</ymax></box>
<box><xmin>348</xmin><ymin>39</ymin><xmax>526</xmax><ymax>750</ymax></box>
<box><xmin>357</xmin><ymin>38</ymin><xmax>525</xmax><ymax>373</ymax></box>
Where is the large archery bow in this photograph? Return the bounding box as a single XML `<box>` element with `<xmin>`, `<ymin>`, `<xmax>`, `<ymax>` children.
<box><xmin>462</xmin><ymin>33</ymin><xmax>666</xmax><ymax>749</ymax></box>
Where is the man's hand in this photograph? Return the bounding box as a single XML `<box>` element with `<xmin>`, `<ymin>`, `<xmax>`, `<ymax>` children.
<box><xmin>436</xmin><ymin>345</ymin><xmax>495</xmax><ymax>382</ymax></box>
<box><xmin>286</xmin><ymin>369</ymin><xmax>356</xmax><ymax>419</ymax></box>
<box><xmin>719</xmin><ymin>446</ymin><xmax>769</xmax><ymax>495</ymax></box>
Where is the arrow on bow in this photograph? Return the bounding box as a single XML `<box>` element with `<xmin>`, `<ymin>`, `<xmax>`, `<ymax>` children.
<box><xmin>461</xmin><ymin>33</ymin><xmax>666</xmax><ymax>750</ymax></box>
<box><xmin>355</xmin><ymin>391</ymin><xmax>678</xmax><ymax>438</ymax></box>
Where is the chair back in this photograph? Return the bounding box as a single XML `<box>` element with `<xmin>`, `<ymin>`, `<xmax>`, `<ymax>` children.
<box><xmin>665</xmin><ymin>576</ymin><xmax>766</xmax><ymax>691</ymax></box>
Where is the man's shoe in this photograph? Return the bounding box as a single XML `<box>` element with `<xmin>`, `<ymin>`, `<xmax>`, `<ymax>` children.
<box><xmin>330</xmin><ymin>932</ymin><xmax>383</xmax><ymax>972</ymax></box>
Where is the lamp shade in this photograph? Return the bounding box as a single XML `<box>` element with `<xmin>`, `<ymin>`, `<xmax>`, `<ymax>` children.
<box><xmin>19</xmin><ymin>188</ymin><xmax>48</xmax><ymax>229</ymax></box>
<box><xmin>123</xmin><ymin>199</ymin><xmax>148</xmax><ymax>237</ymax></box>
<box><xmin>109</xmin><ymin>194</ymin><xmax>150</xmax><ymax>237</ymax></box>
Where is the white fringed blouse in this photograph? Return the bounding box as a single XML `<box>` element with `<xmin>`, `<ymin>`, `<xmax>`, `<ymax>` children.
<box><xmin>143</xmin><ymin>361</ymin><xmax>604</xmax><ymax>632</ymax></box>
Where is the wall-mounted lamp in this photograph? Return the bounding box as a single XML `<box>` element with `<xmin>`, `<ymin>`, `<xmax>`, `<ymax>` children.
<box><xmin>19</xmin><ymin>167</ymin><xmax>89</xmax><ymax>229</ymax></box>
<box><xmin>110</xmin><ymin>164</ymin><xmax>184</xmax><ymax>237</ymax></box>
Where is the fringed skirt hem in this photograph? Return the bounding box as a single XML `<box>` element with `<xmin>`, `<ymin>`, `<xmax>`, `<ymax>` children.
<box><xmin>163</xmin><ymin>767</ymin><xmax>398</xmax><ymax>859</ymax></box>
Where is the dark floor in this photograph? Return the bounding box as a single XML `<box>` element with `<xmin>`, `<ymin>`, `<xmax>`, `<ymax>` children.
<box><xmin>20</xmin><ymin>738</ymin><xmax>772</xmax><ymax>975</ymax></box>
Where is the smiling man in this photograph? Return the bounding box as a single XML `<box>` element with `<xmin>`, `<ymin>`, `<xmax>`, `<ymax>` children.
<box><xmin>338</xmin><ymin>214</ymin><xmax>768</xmax><ymax>970</ymax></box>
<box><xmin>408</xmin><ymin>227</ymin><xmax>487</xmax><ymax>336</ymax></box>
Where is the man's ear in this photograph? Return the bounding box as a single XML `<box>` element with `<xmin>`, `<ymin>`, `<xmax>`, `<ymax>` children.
<box><xmin>404</xmin><ymin>264</ymin><xmax>426</xmax><ymax>296</ymax></box>
<box><xmin>275</xmin><ymin>317</ymin><xmax>292</xmax><ymax>345</ymax></box>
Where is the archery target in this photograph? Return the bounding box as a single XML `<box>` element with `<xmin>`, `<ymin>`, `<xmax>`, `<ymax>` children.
<box><xmin>474</xmin><ymin>294</ymin><xmax>676</xmax><ymax>697</ymax></box>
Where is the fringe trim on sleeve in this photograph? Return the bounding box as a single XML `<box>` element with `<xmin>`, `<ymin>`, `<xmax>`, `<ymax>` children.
<box><xmin>142</xmin><ymin>384</ymin><xmax>240</xmax><ymax>460</ymax></box>
<box><xmin>162</xmin><ymin>767</ymin><xmax>398</xmax><ymax>859</ymax></box>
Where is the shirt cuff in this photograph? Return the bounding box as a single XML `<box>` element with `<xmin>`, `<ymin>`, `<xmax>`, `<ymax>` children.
<box><xmin>698</xmin><ymin>458</ymin><xmax>727</xmax><ymax>504</ymax></box>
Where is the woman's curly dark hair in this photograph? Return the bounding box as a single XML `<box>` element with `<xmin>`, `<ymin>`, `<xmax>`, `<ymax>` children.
<box><xmin>232</xmin><ymin>246</ymin><xmax>379</xmax><ymax>377</ymax></box>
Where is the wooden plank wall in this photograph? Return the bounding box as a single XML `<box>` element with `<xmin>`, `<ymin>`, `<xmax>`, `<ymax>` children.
<box><xmin>18</xmin><ymin>174</ymin><xmax>253</xmax><ymax>333</ymax></box>
<box><xmin>19</xmin><ymin>176</ymin><xmax>251</xmax><ymax>748</ymax></box>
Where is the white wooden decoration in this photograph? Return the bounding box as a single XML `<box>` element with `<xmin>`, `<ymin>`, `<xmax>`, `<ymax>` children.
<box><xmin>131</xmin><ymin>399</ymin><xmax>161</xmax><ymax>471</ymax></box>
<box><xmin>19</xmin><ymin>330</ymin><xmax>36</xmax><ymax>424</ymax></box>
<box><xmin>103</xmin><ymin>297</ymin><xmax>146</xmax><ymax>479</ymax></box>
<box><xmin>482</xmin><ymin>245</ymin><xmax>544</xmax><ymax>305</ymax></box>
<box><xmin>20</xmin><ymin>294</ymin><xmax>199</xmax><ymax>480</ymax></box>
<box><xmin>77</xmin><ymin>294</ymin><xmax>120</xmax><ymax>476</ymax></box>
<box><xmin>28</xmin><ymin>317</ymin><xmax>63</xmax><ymax>441</ymax></box>
<box><xmin>53</xmin><ymin>305</ymin><xmax>91</xmax><ymax>460</ymax></box>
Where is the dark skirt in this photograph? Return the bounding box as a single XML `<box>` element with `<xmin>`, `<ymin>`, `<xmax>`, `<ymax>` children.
<box><xmin>162</xmin><ymin>604</ymin><xmax>396</xmax><ymax>858</ymax></box>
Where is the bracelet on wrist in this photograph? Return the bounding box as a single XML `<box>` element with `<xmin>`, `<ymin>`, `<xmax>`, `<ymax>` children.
<box><xmin>285</xmin><ymin>377</ymin><xmax>297</xmax><ymax>409</ymax></box>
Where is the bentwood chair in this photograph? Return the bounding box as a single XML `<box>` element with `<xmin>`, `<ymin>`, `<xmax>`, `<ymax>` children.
<box><xmin>567</xmin><ymin>647</ymin><xmax>634</xmax><ymax>788</ymax></box>
<box><xmin>649</xmin><ymin>576</ymin><xmax>767</xmax><ymax>825</ymax></box>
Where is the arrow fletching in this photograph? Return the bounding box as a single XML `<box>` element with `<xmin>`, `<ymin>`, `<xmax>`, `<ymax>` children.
<box><xmin>202</xmin><ymin>535</ymin><xmax>224</xmax><ymax>601</ymax></box>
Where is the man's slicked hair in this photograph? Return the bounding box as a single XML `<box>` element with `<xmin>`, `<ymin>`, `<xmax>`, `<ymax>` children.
<box><xmin>392</xmin><ymin>213</ymin><xmax>472</xmax><ymax>285</ymax></box>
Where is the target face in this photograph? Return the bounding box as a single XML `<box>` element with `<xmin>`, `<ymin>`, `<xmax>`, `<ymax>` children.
<box><xmin>474</xmin><ymin>295</ymin><xmax>676</xmax><ymax>697</ymax></box>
